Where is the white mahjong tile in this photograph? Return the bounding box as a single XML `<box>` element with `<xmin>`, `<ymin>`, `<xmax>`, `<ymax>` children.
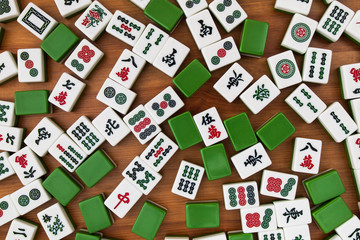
<box><xmin>122</xmin><ymin>156</ymin><xmax>162</xmax><ymax>195</ymax></box>
<box><xmin>222</xmin><ymin>181</ymin><xmax>260</xmax><ymax>210</ymax></box>
<box><xmin>193</xmin><ymin>107</ymin><xmax>228</xmax><ymax>146</ymax></box>
<box><xmin>186</xmin><ymin>9</ymin><xmax>221</xmax><ymax>50</ymax></box>
<box><xmin>144</xmin><ymin>86</ymin><xmax>184</xmax><ymax>124</ymax></box>
<box><xmin>37</xmin><ymin>202</ymin><xmax>75</xmax><ymax>240</ymax></box>
<box><xmin>123</xmin><ymin>105</ymin><xmax>161</xmax><ymax>145</ymax></box>
<box><xmin>153</xmin><ymin>37</ymin><xmax>190</xmax><ymax>77</ymax></box>
<box><xmin>65</xmin><ymin>39</ymin><xmax>104</xmax><ymax>79</ymax></box>
<box><xmin>273</xmin><ymin>198</ymin><xmax>312</xmax><ymax>227</ymax></box>
<box><xmin>0</xmin><ymin>195</ymin><xmax>20</xmax><ymax>226</ymax></box>
<box><xmin>129</xmin><ymin>0</ymin><xmax>150</xmax><ymax>10</ymax></box>
<box><xmin>177</xmin><ymin>0</ymin><xmax>208</xmax><ymax>17</ymax></box>
<box><xmin>260</xmin><ymin>170</ymin><xmax>299</xmax><ymax>200</ymax></box>
<box><xmin>140</xmin><ymin>132</ymin><xmax>179</xmax><ymax>172</ymax></box>
<box><xmin>48</xmin><ymin>133</ymin><xmax>88</xmax><ymax>173</ymax></box>
<box><xmin>283</xmin><ymin>225</ymin><xmax>311</xmax><ymax>240</ymax></box>
<box><xmin>54</xmin><ymin>0</ymin><xmax>92</xmax><ymax>18</ymax></box>
<box><xmin>267</xmin><ymin>50</ymin><xmax>302</xmax><ymax>89</ymax></box>
<box><xmin>108</xmin><ymin>49</ymin><xmax>146</xmax><ymax>89</ymax></box>
<box><xmin>132</xmin><ymin>24</ymin><xmax>169</xmax><ymax>63</ymax></box>
<box><xmin>209</xmin><ymin>0</ymin><xmax>248</xmax><ymax>33</ymax></box>
<box><xmin>10</xmin><ymin>179</ymin><xmax>51</xmax><ymax>215</ymax></box>
<box><xmin>17</xmin><ymin>2</ymin><xmax>58</xmax><ymax>40</ymax></box>
<box><xmin>0</xmin><ymin>100</ymin><xmax>16</xmax><ymax>127</ymax></box>
<box><xmin>106</xmin><ymin>10</ymin><xmax>146</xmax><ymax>47</ymax></box>
<box><xmin>193</xmin><ymin>232</ymin><xmax>227</xmax><ymax>240</ymax></box>
<box><xmin>350</xmin><ymin>98</ymin><xmax>360</xmax><ymax>133</ymax></box>
<box><xmin>231</xmin><ymin>143</ymin><xmax>272</xmax><ymax>179</ymax></box>
<box><xmin>316</xmin><ymin>1</ymin><xmax>354</xmax><ymax>42</ymax></box>
<box><xmin>285</xmin><ymin>83</ymin><xmax>327</xmax><ymax>124</ymax></box>
<box><xmin>24</xmin><ymin>117</ymin><xmax>64</xmax><ymax>157</ymax></box>
<box><xmin>66</xmin><ymin>116</ymin><xmax>105</xmax><ymax>155</ymax></box>
<box><xmin>17</xmin><ymin>48</ymin><xmax>45</xmax><ymax>83</ymax></box>
<box><xmin>292</xmin><ymin>137</ymin><xmax>322</xmax><ymax>174</ymax></box>
<box><xmin>240</xmin><ymin>75</ymin><xmax>281</xmax><ymax>114</ymax></box>
<box><xmin>274</xmin><ymin>0</ymin><xmax>313</xmax><ymax>16</ymax></box>
<box><xmin>171</xmin><ymin>160</ymin><xmax>205</xmax><ymax>200</ymax></box>
<box><xmin>213</xmin><ymin>63</ymin><xmax>253</xmax><ymax>103</ymax></box>
<box><xmin>0</xmin><ymin>126</ymin><xmax>23</xmax><ymax>152</ymax></box>
<box><xmin>104</xmin><ymin>178</ymin><xmax>143</xmax><ymax>218</ymax></box>
<box><xmin>0</xmin><ymin>152</ymin><xmax>15</xmax><ymax>181</ymax></box>
<box><xmin>240</xmin><ymin>204</ymin><xmax>277</xmax><ymax>233</ymax></box>
<box><xmin>258</xmin><ymin>229</ymin><xmax>284</xmax><ymax>240</ymax></box>
<box><xmin>318</xmin><ymin>102</ymin><xmax>357</xmax><ymax>143</ymax></box>
<box><xmin>0</xmin><ymin>0</ymin><xmax>20</xmax><ymax>22</ymax></box>
<box><xmin>339</xmin><ymin>63</ymin><xmax>360</xmax><ymax>100</ymax></box>
<box><xmin>6</xmin><ymin>218</ymin><xmax>39</xmax><ymax>240</ymax></box>
<box><xmin>335</xmin><ymin>215</ymin><xmax>360</xmax><ymax>240</ymax></box>
<box><xmin>165</xmin><ymin>236</ymin><xmax>189</xmax><ymax>240</ymax></box>
<box><xmin>346</xmin><ymin>134</ymin><xmax>360</xmax><ymax>169</ymax></box>
<box><xmin>345</xmin><ymin>11</ymin><xmax>360</xmax><ymax>45</ymax></box>
<box><xmin>92</xmin><ymin>107</ymin><xmax>130</xmax><ymax>146</ymax></box>
<box><xmin>302</xmin><ymin>47</ymin><xmax>332</xmax><ymax>84</ymax></box>
<box><xmin>0</xmin><ymin>51</ymin><xmax>18</xmax><ymax>85</ymax></box>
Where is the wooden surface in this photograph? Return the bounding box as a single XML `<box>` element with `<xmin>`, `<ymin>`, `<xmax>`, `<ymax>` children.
<box><xmin>1</xmin><ymin>0</ymin><xmax>360</xmax><ymax>239</ymax></box>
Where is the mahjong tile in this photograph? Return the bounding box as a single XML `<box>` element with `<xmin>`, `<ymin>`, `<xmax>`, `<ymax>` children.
<box><xmin>96</xmin><ymin>78</ymin><xmax>137</xmax><ymax>115</ymax></box>
<box><xmin>165</xmin><ymin>236</ymin><xmax>190</xmax><ymax>240</ymax></box>
<box><xmin>318</xmin><ymin>102</ymin><xmax>357</xmax><ymax>143</ymax></box>
<box><xmin>177</xmin><ymin>0</ymin><xmax>208</xmax><ymax>17</ymax></box>
<box><xmin>144</xmin><ymin>86</ymin><xmax>184</xmax><ymax>124</ymax></box>
<box><xmin>153</xmin><ymin>37</ymin><xmax>190</xmax><ymax>77</ymax></box>
<box><xmin>104</xmin><ymin>178</ymin><xmax>143</xmax><ymax>218</ymax></box>
<box><xmin>48</xmin><ymin>72</ymin><xmax>86</xmax><ymax>112</ymax></box>
<box><xmin>353</xmin><ymin>170</ymin><xmax>360</xmax><ymax>199</ymax></box>
<box><xmin>0</xmin><ymin>0</ymin><xmax>20</xmax><ymax>22</ymax></box>
<box><xmin>193</xmin><ymin>107</ymin><xmax>228</xmax><ymax>146</ymax></box>
<box><xmin>65</xmin><ymin>39</ymin><xmax>104</xmax><ymax>79</ymax></box>
<box><xmin>129</xmin><ymin>0</ymin><xmax>151</xmax><ymax>10</ymax></box>
<box><xmin>122</xmin><ymin>156</ymin><xmax>162</xmax><ymax>195</ymax></box>
<box><xmin>92</xmin><ymin>107</ymin><xmax>131</xmax><ymax>146</ymax></box>
<box><xmin>346</xmin><ymin>134</ymin><xmax>360</xmax><ymax>169</ymax></box>
<box><xmin>66</xmin><ymin>116</ymin><xmax>105</xmax><ymax>155</ymax></box>
<box><xmin>274</xmin><ymin>0</ymin><xmax>313</xmax><ymax>16</ymax></box>
<box><xmin>345</xmin><ymin>10</ymin><xmax>360</xmax><ymax>45</ymax></box>
<box><xmin>123</xmin><ymin>104</ymin><xmax>161</xmax><ymax>145</ymax></box>
<box><xmin>258</xmin><ymin>229</ymin><xmax>284</xmax><ymax>240</ymax></box>
<box><xmin>260</xmin><ymin>170</ymin><xmax>299</xmax><ymax>200</ymax></box>
<box><xmin>222</xmin><ymin>181</ymin><xmax>260</xmax><ymax>210</ymax></box>
<box><xmin>193</xmin><ymin>232</ymin><xmax>227</xmax><ymax>240</ymax></box>
<box><xmin>267</xmin><ymin>50</ymin><xmax>302</xmax><ymax>89</ymax></box>
<box><xmin>231</xmin><ymin>142</ymin><xmax>272</xmax><ymax>179</ymax></box>
<box><xmin>0</xmin><ymin>51</ymin><xmax>18</xmax><ymax>85</ymax></box>
<box><xmin>5</xmin><ymin>218</ymin><xmax>38</xmax><ymax>240</ymax></box>
<box><xmin>335</xmin><ymin>215</ymin><xmax>360</xmax><ymax>240</ymax></box>
<box><xmin>54</xmin><ymin>0</ymin><xmax>92</xmax><ymax>18</ymax></box>
<box><xmin>106</xmin><ymin>10</ymin><xmax>146</xmax><ymax>47</ymax></box>
<box><xmin>292</xmin><ymin>137</ymin><xmax>322</xmax><ymax>174</ymax></box>
<box><xmin>283</xmin><ymin>225</ymin><xmax>311</xmax><ymax>240</ymax></box>
<box><xmin>240</xmin><ymin>204</ymin><xmax>277</xmax><ymax>233</ymax></box>
<box><xmin>0</xmin><ymin>152</ymin><xmax>15</xmax><ymax>181</ymax></box>
<box><xmin>0</xmin><ymin>100</ymin><xmax>16</xmax><ymax>127</ymax></box>
<box><xmin>213</xmin><ymin>63</ymin><xmax>253</xmax><ymax>103</ymax></box>
<box><xmin>17</xmin><ymin>48</ymin><xmax>45</xmax><ymax>83</ymax></box>
<box><xmin>339</xmin><ymin>63</ymin><xmax>360</xmax><ymax>100</ymax></box>
<box><xmin>17</xmin><ymin>2</ymin><xmax>58</xmax><ymax>40</ymax></box>
<box><xmin>302</xmin><ymin>47</ymin><xmax>332</xmax><ymax>84</ymax></box>
<box><xmin>108</xmin><ymin>49</ymin><xmax>146</xmax><ymax>89</ymax></box>
<box><xmin>48</xmin><ymin>133</ymin><xmax>88</xmax><ymax>173</ymax></box>
<box><xmin>350</xmin><ymin>98</ymin><xmax>360</xmax><ymax>133</ymax></box>
<box><xmin>140</xmin><ymin>132</ymin><xmax>179</xmax><ymax>172</ymax></box>
<box><xmin>240</xmin><ymin>75</ymin><xmax>281</xmax><ymax>114</ymax></box>
<box><xmin>316</xmin><ymin>1</ymin><xmax>354</xmax><ymax>42</ymax></box>
<box><xmin>132</xmin><ymin>23</ymin><xmax>169</xmax><ymax>63</ymax></box>
<box><xmin>0</xmin><ymin>195</ymin><xmax>19</xmax><ymax>226</ymax></box>
<box><xmin>273</xmin><ymin>198</ymin><xmax>312</xmax><ymax>227</ymax></box>
<box><xmin>186</xmin><ymin>9</ymin><xmax>221</xmax><ymax>50</ymax></box>
<box><xmin>24</xmin><ymin>117</ymin><xmax>64</xmax><ymax>157</ymax></box>
<box><xmin>0</xmin><ymin>126</ymin><xmax>24</xmax><ymax>152</ymax></box>
<box><xmin>171</xmin><ymin>160</ymin><xmax>205</xmax><ymax>200</ymax></box>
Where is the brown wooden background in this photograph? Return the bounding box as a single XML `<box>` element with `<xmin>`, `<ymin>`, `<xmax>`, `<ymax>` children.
<box><xmin>1</xmin><ymin>0</ymin><xmax>360</xmax><ymax>239</ymax></box>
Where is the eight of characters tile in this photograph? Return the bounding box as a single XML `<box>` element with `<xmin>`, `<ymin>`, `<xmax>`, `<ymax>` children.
<box><xmin>177</xmin><ymin>0</ymin><xmax>208</xmax><ymax>17</ymax></box>
<box><xmin>267</xmin><ymin>50</ymin><xmax>302</xmax><ymax>89</ymax></box>
<box><xmin>123</xmin><ymin>104</ymin><xmax>161</xmax><ymax>145</ymax></box>
<box><xmin>144</xmin><ymin>86</ymin><xmax>185</xmax><ymax>124</ymax></box>
<box><xmin>106</xmin><ymin>10</ymin><xmax>146</xmax><ymax>47</ymax></box>
<box><xmin>108</xmin><ymin>49</ymin><xmax>146</xmax><ymax>89</ymax></box>
<box><xmin>17</xmin><ymin>48</ymin><xmax>45</xmax><ymax>83</ymax></box>
<box><xmin>346</xmin><ymin>134</ymin><xmax>360</xmax><ymax>169</ymax></box>
<box><xmin>240</xmin><ymin>75</ymin><xmax>281</xmax><ymax>114</ymax></box>
<box><xmin>274</xmin><ymin>0</ymin><xmax>313</xmax><ymax>16</ymax></box>
<box><xmin>171</xmin><ymin>160</ymin><xmax>205</xmax><ymax>200</ymax></box>
<box><xmin>104</xmin><ymin>178</ymin><xmax>143</xmax><ymax>218</ymax></box>
<box><xmin>260</xmin><ymin>170</ymin><xmax>299</xmax><ymax>200</ymax></box>
<box><xmin>0</xmin><ymin>100</ymin><xmax>16</xmax><ymax>127</ymax></box>
<box><xmin>273</xmin><ymin>198</ymin><xmax>312</xmax><ymax>228</ymax></box>
<box><xmin>240</xmin><ymin>204</ymin><xmax>277</xmax><ymax>233</ymax></box>
<box><xmin>302</xmin><ymin>47</ymin><xmax>332</xmax><ymax>84</ymax></box>
<box><xmin>316</xmin><ymin>1</ymin><xmax>354</xmax><ymax>42</ymax></box>
<box><xmin>54</xmin><ymin>0</ymin><xmax>92</xmax><ymax>18</ymax></box>
<box><xmin>0</xmin><ymin>195</ymin><xmax>20</xmax><ymax>226</ymax></box>
<box><xmin>339</xmin><ymin>63</ymin><xmax>360</xmax><ymax>100</ymax></box>
<box><xmin>0</xmin><ymin>126</ymin><xmax>24</xmax><ymax>152</ymax></box>
<box><xmin>222</xmin><ymin>181</ymin><xmax>260</xmax><ymax>210</ymax></box>
<box><xmin>0</xmin><ymin>51</ymin><xmax>18</xmax><ymax>85</ymax></box>
<box><xmin>48</xmin><ymin>72</ymin><xmax>86</xmax><ymax>112</ymax></box>
<box><xmin>66</xmin><ymin>116</ymin><xmax>105</xmax><ymax>155</ymax></box>
<box><xmin>335</xmin><ymin>215</ymin><xmax>360</xmax><ymax>240</ymax></box>
<box><xmin>0</xmin><ymin>0</ymin><xmax>20</xmax><ymax>22</ymax></box>
<box><xmin>48</xmin><ymin>133</ymin><xmax>88</xmax><ymax>173</ymax></box>
<box><xmin>0</xmin><ymin>152</ymin><xmax>15</xmax><ymax>181</ymax></box>
<box><xmin>17</xmin><ymin>2</ymin><xmax>58</xmax><ymax>40</ymax></box>
<box><xmin>345</xmin><ymin>10</ymin><xmax>360</xmax><ymax>45</ymax></box>
<box><xmin>92</xmin><ymin>107</ymin><xmax>131</xmax><ymax>146</ymax></box>
<box><xmin>350</xmin><ymin>98</ymin><xmax>360</xmax><ymax>133</ymax></box>
<box><xmin>283</xmin><ymin>225</ymin><xmax>311</xmax><ymax>240</ymax></box>
<box><xmin>5</xmin><ymin>218</ymin><xmax>39</xmax><ymax>240</ymax></box>
<box><xmin>129</xmin><ymin>0</ymin><xmax>150</xmax><ymax>10</ymax></box>
<box><xmin>132</xmin><ymin>23</ymin><xmax>170</xmax><ymax>63</ymax></box>
<box><xmin>318</xmin><ymin>102</ymin><xmax>357</xmax><ymax>143</ymax></box>
<box><xmin>153</xmin><ymin>37</ymin><xmax>190</xmax><ymax>77</ymax></box>
<box><xmin>213</xmin><ymin>63</ymin><xmax>254</xmax><ymax>103</ymax></box>
<box><xmin>186</xmin><ymin>9</ymin><xmax>221</xmax><ymax>50</ymax></box>
<box><xmin>122</xmin><ymin>156</ymin><xmax>162</xmax><ymax>195</ymax></box>
<box><xmin>258</xmin><ymin>229</ymin><xmax>284</xmax><ymax>240</ymax></box>
<box><xmin>140</xmin><ymin>132</ymin><xmax>179</xmax><ymax>172</ymax></box>
<box><xmin>292</xmin><ymin>137</ymin><xmax>322</xmax><ymax>174</ymax></box>
<box><xmin>65</xmin><ymin>39</ymin><xmax>104</xmax><ymax>79</ymax></box>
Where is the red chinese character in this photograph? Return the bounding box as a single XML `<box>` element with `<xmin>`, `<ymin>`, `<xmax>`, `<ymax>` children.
<box><xmin>15</xmin><ymin>154</ymin><xmax>28</xmax><ymax>168</ymax></box>
<box><xmin>0</xmin><ymin>134</ymin><xmax>2</xmax><ymax>142</ymax></box>
<box><xmin>300</xmin><ymin>155</ymin><xmax>314</xmax><ymax>170</ymax></box>
<box><xmin>356</xmin><ymin>138</ymin><xmax>360</xmax><ymax>148</ymax></box>
<box><xmin>350</xmin><ymin>68</ymin><xmax>360</xmax><ymax>83</ymax></box>
<box><xmin>82</xmin><ymin>16</ymin><xmax>90</xmax><ymax>26</ymax></box>
<box><xmin>208</xmin><ymin>125</ymin><xmax>221</xmax><ymax>139</ymax></box>
<box><xmin>54</xmin><ymin>91</ymin><xmax>67</xmax><ymax>105</ymax></box>
<box><xmin>116</xmin><ymin>67</ymin><xmax>130</xmax><ymax>81</ymax></box>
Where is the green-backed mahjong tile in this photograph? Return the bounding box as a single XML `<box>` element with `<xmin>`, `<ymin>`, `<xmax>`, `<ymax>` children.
<box><xmin>75</xmin><ymin>231</ymin><xmax>101</xmax><ymax>240</ymax></box>
<box><xmin>228</xmin><ymin>232</ymin><xmax>253</xmax><ymax>240</ymax></box>
<box><xmin>312</xmin><ymin>196</ymin><xmax>353</xmax><ymax>234</ymax></box>
<box><xmin>239</xmin><ymin>19</ymin><xmax>269</xmax><ymax>57</ymax></box>
<box><xmin>186</xmin><ymin>202</ymin><xmax>220</xmax><ymax>228</ymax></box>
<box><xmin>256</xmin><ymin>113</ymin><xmax>296</xmax><ymax>151</ymax></box>
<box><xmin>42</xmin><ymin>167</ymin><xmax>83</xmax><ymax>206</ymax></box>
<box><xmin>14</xmin><ymin>90</ymin><xmax>50</xmax><ymax>115</ymax></box>
<box><xmin>200</xmin><ymin>143</ymin><xmax>231</xmax><ymax>180</ymax></box>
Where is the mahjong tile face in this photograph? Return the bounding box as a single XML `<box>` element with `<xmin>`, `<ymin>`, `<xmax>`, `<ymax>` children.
<box><xmin>171</xmin><ymin>160</ymin><xmax>205</xmax><ymax>200</ymax></box>
<box><xmin>0</xmin><ymin>195</ymin><xmax>19</xmax><ymax>227</ymax></box>
<box><xmin>345</xmin><ymin>10</ymin><xmax>360</xmax><ymax>45</ymax></box>
<box><xmin>240</xmin><ymin>204</ymin><xmax>277</xmax><ymax>233</ymax></box>
<box><xmin>0</xmin><ymin>0</ymin><xmax>20</xmax><ymax>22</ymax></box>
<box><xmin>54</xmin><ymin>0</ymin><xmax>92</xmax><ymax>18</ymax></box>
<box><xmin>283</xmin><ymin>225</ymin><xmax>311</xmax><ymax>240</ymax></box>
<box><xmin>273</xmin><ymin>198</ymin><xmax>312</xmax><ymax>227</ymax></box>
<box><xmin>177</xmin><ymin>0</ymin><xmax>208</xmax><ymax>17</ymax></box>
<box><xmin>129</xmin><ymin>0</ymin><xmax>150</xmax><ymax>10</ymax></box>
<box><xmin>335</xmin><ymin>215</ymin><xmax>360</xmax><ymax>240</ymax></box>
<box><xmin>339</xmin><ymin>63</ymin><xmax>360</xmax><ymax>100</ymax></box>
<box><xmin>0</xmin><ymin>126</ymin><xmax>23</xmax><ymax>152</ymax></box>
<box><xmin>303</xmin><ymin>47</ymin><xmax>332</xmax><ymax>84</ymax></box>
<box><xmin>222</xmin><ymin>181</ymin><xmax>260</xmax><ymax>210</ymax></box>
<box><xmin>5</xmin><ymin>218</ymin><xmax>38</xmax><ymax>240</ymax></box>
<box><xmin>17</xmin><ymin>48</ymin><xmax>45</xmax><ymax>83</ymax></box>
<box><xmin>0</xmin><ymin>152</ymin><xmax>15</xmax><ymax>181</ymax></box>
<box><xmin>292</xmin><ymin>137</ymin><xmax>322</xmax><ymax>174</ymax></box>
<box><xmin>350</xmin><ymin>98</ymin><xmax>360</xmax><ymax>133</ymax></box>
<box><xmin>258</xmin><ymin>229</ymin><xmax>284</xmax><ymax>240</ymax></box>
<box><xmin>0</xmin><ymin>51</ymin><xmax>18</xmax><ymax>85</ymax></box>
<box><xmin>346</xmin><ymin>134</ymin><xmax>360</xmax><ymax>169</ymax></box>
<box><xmin>260</xmin><ymin>170</ymin><xmax>299</xmax><ymax>200</ymax></box>
<box><xmin>0</xmin><ymin>100</ymin><xmax>16</xmax><ymax>127</ymax></box>
<box><xmin>274</xmin><ymin>0</ymin><xmax>313</xmax><ymax>16</ymax></box>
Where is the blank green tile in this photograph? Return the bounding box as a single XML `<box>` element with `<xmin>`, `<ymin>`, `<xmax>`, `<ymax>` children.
<box><xmin>14</xmin><ymin>90</ymin><xmax>50</xmax><ymax>115</ymax></box>
<box><xmin>228</xmin><ymin>232</ymin><xmax>253</xmax><ymax>240</ymax></box>
<box><xmin>186</xmin><ymin>202</ymin><xmax>220</xmax><ymax>228</ymax></box>
<box><xmin>239</xmin><ymin>19</ymin><xmax>269</xmax><ymax>57</ymax></box>
<box><xmin>201</xmin><ymin>143</ymin><xmax>231</xmax><ymax>180</ymax></box>
<box><xmin>75</xmin><ymin>231</ymin><xmax>101</xmax><ymax>240</ymax></box>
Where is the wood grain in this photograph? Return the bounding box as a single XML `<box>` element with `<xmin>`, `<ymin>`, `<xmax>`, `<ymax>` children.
<box><xmin>1</xmin><ymin>0</ymin><xmax>360</xmax><ymax>239</ymax></box>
